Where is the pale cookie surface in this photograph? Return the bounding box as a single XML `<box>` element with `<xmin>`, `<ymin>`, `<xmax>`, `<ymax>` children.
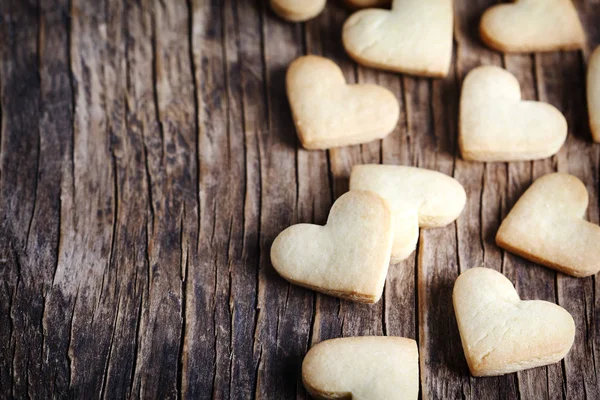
<box><xmin>588</xmin><ymin>46</ymin><xmax>600</xmax><ymax>142</ymax></box>
<box><xmin>454</xmin><ymin>268</ymin><xmax>575</xmax><ymax>377</ymax></box>
<box><xmin>480</xmin><ymin>0</ymin><xmax>585</xmax><ymax>53</ymax></box>
<box><xmin>270</xmin><ymin>0</ymin><xmax>326</xmax><ymax>22</ymax></box>
<box><xmin>302</xmin><ymin>336</ymin><xmax>419</xmax><ymax>400</ymax></box>
<box><xmin>342</xmin><ymin>0</ymin><xmax>453</xmax><ymax>77</ymax></box>
<box><xmin>286</xmin><ymin>55</ymin><xmax>399</xmax><ymax>150</ymax></box>
<box><xmin>460</xmin><ymin>66</ymin><xmax>567</xmax><ymax>162</ymax></box>
<box><xmin>350</xmin><ymin>164</ymin><xmax>466</xmax><ymax>261</ymax></box>
<box><xmin>496</xmin><ymin>173</ymin><xmax>600</xmax><ymax>277</ymax></box>
<box><xmin>270</xmin><ymin>190</ymin><xmax>393</xmax><ymax>303</ymax></box>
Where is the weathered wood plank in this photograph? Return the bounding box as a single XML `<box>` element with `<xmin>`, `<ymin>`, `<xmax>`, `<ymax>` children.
<box><xmin>190</xmin><ymin>1</ymin><xmax>230</xmax><ymax>397</ymax></box>
<box><xmin>97</xmin><ymin>0</ymin><xmax>150</xmax><ymax>397</ymax></box>
<box><xmin>0</xmin><ymin>0</ymin><xmax>44</xmax><ymax>397</ymax></box>
<box><xmin>37</xmin><ymin>1</ymin><xmax>76</xmax><ymax>396</ymax></box>
<box><xmin>188</xmin><ymin>0</ymin><xmax>265</xmax><ymax>397</ymax></box>
<box><xmin>114</xmin><ymin>0</ymin><xmax>159</xmax><ymax>397</ymax></box>
<box><xmin>254</xmin><ymin>4</ymin><xmax>315</xmax><ymax>399</ymax></box>
<box><xmin>40</xmin><ymin>0</ymin><xmax>121</xmax><ymax>397</ymax></box>
<box><xmin>228</xmin><ymin>0</ymin><xmax>267</xmax><ymax>396</ymax></box>
<box><xmin>128</xmin><ymin>0</ymin><xmax>199</xmax><ymax>397</ymax></box>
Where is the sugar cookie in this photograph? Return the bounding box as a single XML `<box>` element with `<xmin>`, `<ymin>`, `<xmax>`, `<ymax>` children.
<box><xmin>588</xmin><ymin>46</ymin><xmax>600</xmax><ymax>142</ymax></box>
<box><xmin>270</xmin><ymin>0</ymin><xmax>326</xmax><ymax>22</ymax></box>
<box><xmin>496</xmin><ymin>173</ymin><xmax>600</xmax><ymax>277</ymax></box>
<box><xmin>286</xmin><ymin>55</ymin><xmax>399</xmax><ymax>150</ymax></box>
<box><xmin>480</xmin><ymin>0</ymin><xmax>585</xmax><ymax>53</ymax></box>
<box><xmin>460</xmin><ymin>66</ymin><xmax>567</xmax><ymax>162</ymax></box>
<box><xmin>350</xmin><ymin>164</ymin><xmax>466</xmax><ymax>261</ymax></box>
<box><xmin>270</xmin><ymin>190</ymin><xmax>393</xmax><ymax>303</ymax></box>
<box><xmin>302</xmin><ymin>336</ymin><xmax>419</xmax><ymax>400</ymax></box>
<box><xmin>342</xmin><ymin>0</ymin><xmax>453</xmax><ymax>77</ymax></box>
<box><xmin>454</xmin><ymin>268</ymin><xmax>575</xmax><ymax>377</ymax></box>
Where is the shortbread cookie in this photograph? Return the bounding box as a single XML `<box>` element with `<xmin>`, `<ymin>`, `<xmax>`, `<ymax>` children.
<box><xmin>302</xmin><ymin>336</ymin><xmax>419</xmax><ymax>400</ymax></box>
<box><xmin>270</xmin><ymin>0</ymin><xmax>326</xmax><ymax>22</ymax></box>
<box><xmin>344</xmin><ymin>0</ymin><xmax>390</xmax><ymax>9</ymax></box>
<box><xmin>286</xmin><ymin>55</ymin><xmax>400</xmax><ymax>150</ymax></box>
<box><xmin>271</xmin><ymin>190</ymin><xmax>393</xmax><ymax>303</ymax></box>
<box><xmin>342</xmin><ymin>0</ymin><xmax>453</xmax><ymax>77</ymax></box>
<box><xmin>588</xmin><ymin>46</ymin><xmax>600</xmax><ymax>142</ymax></box>
<box><xmin>454</xmin><ymin>268</ymin><xmax>575</xmax><ymax>377</ymax></box>
<box><xmin>350</xmin><ymin>165</ymin><xmax>466</xmax><ymax>261</ymax></box>
<box><xmin>496</xmin><ymin>173</ymin><xmax>600</xmax><ymax>277</ymax></box>
<box><xmin>480</xmin><ymin>0</ymin><xmax>586</xmax><ymax>53</ymax></box>
<box><xmin>460</xmin><ymin>66</ymin><xmax>567</xmax><ymax>162</ymax></box>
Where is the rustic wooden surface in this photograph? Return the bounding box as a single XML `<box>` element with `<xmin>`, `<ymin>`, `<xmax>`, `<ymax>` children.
<box><xmin>1</xmin><ymin>0</ymin><xmax>599</xmax><ymax>398</ymax></box>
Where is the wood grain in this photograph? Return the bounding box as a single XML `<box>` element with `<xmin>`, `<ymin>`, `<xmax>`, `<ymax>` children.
<box><xmin>0</xmin><ymin>0</ymin><xmax>598</xmax><ymax>398</ymax></box>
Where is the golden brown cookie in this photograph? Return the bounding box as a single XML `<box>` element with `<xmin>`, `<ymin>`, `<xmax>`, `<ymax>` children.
<box><xmin>303</xmin><ymin>336</ymin><xmax>419</xmax><ymax>399</ymax></box>
<box><xmin>342</xmin><ymin>0</ymin><xmax>453</xmax><ymax>77</ymax></box>
<box><xmin>454</xmin><ymin>268</ymin><xmax>575</xmax><ymax>376</ymax></box>
<box><xmin>270</xmin><ymin>0</ymin><xmax>326</xmax><ymax>22</ymax></box>
<box><xmin>286</xmin><ymin>55</ymin><xmax>399</xmax><ymax>150</ymax></box>
<box><xmin>480</xmin><ymin>0</ymin><xmax>585</xmax><ymax>53</ymax></box>
<box><xmin>350</xmin><ymin>164</ymin><xmax>466</xmax><ymax>261</ymax></box>
<box><xmin>460</xmin><ymin>66</ymin><xmax>567</xmax><ymax>162</ymax></box>
<box><xmin>588</xmin><ymin>46</ymin><xmax>600</xmax><ymax>142</ymax></box>
<box><xmin>271</xmin><ymin>190</ymin><xmax>393</xmax><ymax>303</ymax></box>
<box><xmin>497</xmin><ymin>173</ymin><xmax>600</xmax><ymax>277</ymax></box>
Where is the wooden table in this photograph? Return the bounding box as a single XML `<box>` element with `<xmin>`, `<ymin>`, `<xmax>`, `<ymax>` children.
<box><xmin>1</xmin><ymin>0</ymin><xmax>599</xmax><ymax>398</ymax></box>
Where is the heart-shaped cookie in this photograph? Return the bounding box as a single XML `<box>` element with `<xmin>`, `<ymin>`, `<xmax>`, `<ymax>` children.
<box><xmin>588</xmin><ymin>46</ymin><xmax>600</xmax><ymax>142</ymax></box>
<box><xmin>342</xmin><ymin>0</ymin><xmax>453</xmax><ymax>77</ymax></box>
<box><xmin>271</xmin><ymin>190</ymin><xmax>393</xmax><ymax>303</ymax></box>
<box><xmin>454</xmin><ymin>268</ymin><xmax>575</xmax><ymax>377</ymax></box>
<box><xmin>497</xmin><ymin>173</ymin><xmax>600</xmax><ymax>277</ymax></box>
<box><xmin>286</xmin><ymin>55</ymin><xmax>399</xmax><ymax>150</ymax></box>
<box><xmin>480</xmin><ymin>0</ymin><xmax>586</xmax><ymax>53</ymax></box>
<box><xmin>270</xmin><ymin>0</ymin><xmax>326</xmax><ymax>22</ymax></box>
<box><xmin>302</xmin><ymin>336</ymin><xmax>419</xmax><ymax>400</ymax></box>
<box><xmin>459</xmin><ymin>66</ymin><xmax>567</xmax><ymax>162</ymax></box>
<box><xmin>350</xmin><ymin>164</ymin><xmax>466</xmax><ymax>261</ymax></box>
